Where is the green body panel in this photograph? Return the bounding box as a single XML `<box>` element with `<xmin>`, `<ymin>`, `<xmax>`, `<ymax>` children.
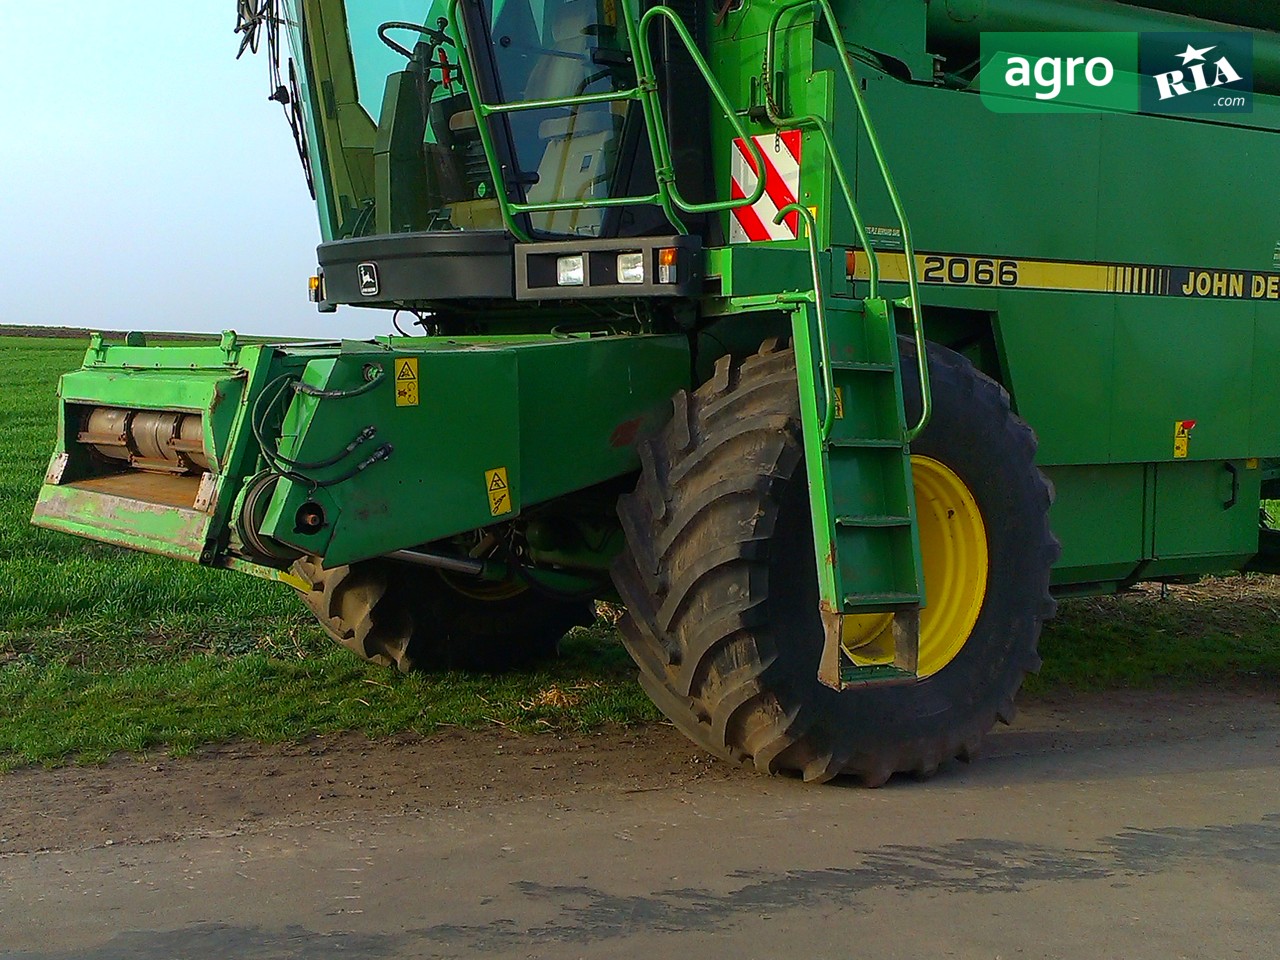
<box><xmin>261</xmin><ymin>334</ymin><xmax>688</xmax><ymax>566</ymax></box>
<box><xmin>1042</xmin><ymin>465</ymin><xmax>1147</xmax><ymax>586</ymax></box>
<box><xmin>832</xmin><ymin>17</ymin><xmax>1280</xmax><ymax>585</ymax></box>
<box><xmin>34</xmin><ymin>484</ymin><xmax>214</xmax><ymax>563</ymax></box>
<box><xmin>1151</xmin><ymin>460</ymin><xmax>1261</xmax><ymax>562</ymax></box>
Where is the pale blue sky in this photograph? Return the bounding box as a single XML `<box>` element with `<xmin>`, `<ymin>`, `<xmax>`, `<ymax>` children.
<box><xmin>0</xmin><ymin>2</ymin><xmax>386</xmax><ymax>338</ymax></box>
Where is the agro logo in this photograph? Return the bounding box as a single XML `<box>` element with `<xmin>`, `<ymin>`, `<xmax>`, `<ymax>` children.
<box><xmin>358</xmin><ymin>262</ymin><xmax>380</xmax><ymax>297</ymax></box>
<box><xmin>1141</xmin><ymin>33</ymin><xmax>1253</xmax><ymax>113</ymax></box>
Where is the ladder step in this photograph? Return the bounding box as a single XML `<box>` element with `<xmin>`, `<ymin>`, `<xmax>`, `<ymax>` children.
<box><xmin>843</xmin><ymin>592</ymin><xmax>920</xmax><ymax>609</ymax></box>
<box><xmin>830</xmin><ymin>360</ymin><xmax>896</xmax><ymax>373</ymax></box>
<box><xmin>840</xmin><ymin>664</ymin><xmax>916</xmax><ymax>686</ymax></box>
<box><xmin>836</xmin><ymin>514</ymin><xmax>913</xmax><ymax>528</ymax></box>
<box><xmin>827</xmin><ymin>438</ymin><xmax>905</xmax><ymax>449</ymax></box>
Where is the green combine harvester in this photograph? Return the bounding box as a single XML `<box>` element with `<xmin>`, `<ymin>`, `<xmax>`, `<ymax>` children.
<box><xmin>33</xmin><ymin>0</ymin><xmax>1280</xmax><ymax>783</ymax></box>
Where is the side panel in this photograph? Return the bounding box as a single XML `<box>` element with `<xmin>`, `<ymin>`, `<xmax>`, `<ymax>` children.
<box><xmin>263</xmin><ymin>335</ymin><xmax>690</xmax><ymax>565</ymax></box>
<box><xmin>1152</xmin><ymin>460</ymin><xmax>1261</xmax><ymax>563</ymax></box>
<box><xmin>848</xmin><ymin>70</ymin><xmax>1280</xmax><ymax>584</ymax></box>
<box><xmin>1044</xmin><ymin>464</ymin><xmax>1145</xmax><ymax>586</ymax></box>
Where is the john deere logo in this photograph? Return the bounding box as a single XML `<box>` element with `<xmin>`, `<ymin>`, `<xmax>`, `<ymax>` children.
<box><xmin>358</xmin><ymin>262</ymin><xmax>380</xmax><ymax>297</ymax></box>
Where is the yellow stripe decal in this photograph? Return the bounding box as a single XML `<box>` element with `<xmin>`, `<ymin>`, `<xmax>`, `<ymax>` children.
<box><xmin>848</xmin><ymin>251</ymin><xmax>1280</xmax><ymax>302</ymax></box>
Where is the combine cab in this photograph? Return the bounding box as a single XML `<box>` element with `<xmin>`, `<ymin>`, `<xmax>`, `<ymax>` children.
<box><xmin>34</xmin><ymin>0</ymin><xmax>1280</xmax><ymax>783</ymax></box>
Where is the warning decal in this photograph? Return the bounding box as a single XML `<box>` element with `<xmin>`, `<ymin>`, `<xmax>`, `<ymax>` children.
<box><xmin>395</xmin><ymin>358</ymin><xmax>419</xmax><ymax>407</ymax></box>
<box><xmin>485</xmin><ymin>467</ymin><xmax>512</xmax><ymax>517</ymax></box>
<box><xmin>730</xmin><ymin>131</ymin><xmax>802</xmax><ymax>243</ymax></box>
<box><xmin>1173</xmin><ymin>420</ymin><xmax>1196</xmax><ymax>459</ymax></box>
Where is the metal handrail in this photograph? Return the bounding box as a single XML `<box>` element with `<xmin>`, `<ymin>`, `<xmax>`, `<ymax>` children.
<box><xmin>775</xmin><ymin>203</ymin><xmax>837</xmax><ymax>440</ymax></box>
<box><xmin>763</xmin><ymin>0</ymin><xmax>932</xmax><ymax>440</ymax></box>
<box><xmin>634</xmin><ymin>7</ymin><xmax>768</xmax><ymax>216</ymax></box>
<box><xmin>445</xmin><ymin>0</ymin><xmax>767</xmax><ymax>241</ymax></box>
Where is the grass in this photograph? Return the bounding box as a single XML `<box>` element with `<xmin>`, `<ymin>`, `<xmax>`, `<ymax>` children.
<box><xmin>0</xmin><ymin>330</ymin><xmax>1277</xmax><ymax>768</ymax></box>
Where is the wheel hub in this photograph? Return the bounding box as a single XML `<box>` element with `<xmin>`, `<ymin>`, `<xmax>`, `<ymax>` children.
<box><xmin>841</xmin><ymin>455</ymin><xmax>989</xmax><ymax>678</ymax></box>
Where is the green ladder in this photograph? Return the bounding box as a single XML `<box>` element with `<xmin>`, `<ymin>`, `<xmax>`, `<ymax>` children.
<box><xmin>765</xmin><ymin>0</ymin><xmax>931</xmax><ymax>688</ymax></box>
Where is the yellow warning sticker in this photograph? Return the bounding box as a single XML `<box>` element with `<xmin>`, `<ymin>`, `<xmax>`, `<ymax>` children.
<box><xmin>395</xmin><ymin>357</ymin><xmax>419</xmax><ymax>407</ymax></box>
<box><xmin>1173</xmin><ymin>419</ymin><xmax>1196</xmax><ymax>459</ymax></box>
<box><xmin>833</xmin><ymin>386</ymin><xmax>845</xmax><ymax>420</ymax></box>
<box><xmin>485</xmin><ymin>467</ymin><xmax>512</xmax><ymax>516</ymax></box>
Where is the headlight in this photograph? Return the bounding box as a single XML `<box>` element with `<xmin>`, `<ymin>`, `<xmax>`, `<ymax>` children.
<box><xmin>617</xmin><ymin>252</ymin><xmax>645</xmax><ymax>284</ymax></box>
<box><xmin>556</xmin><ymin>255</ymin><xmax>585</xmax><ymax>286</ymax></box>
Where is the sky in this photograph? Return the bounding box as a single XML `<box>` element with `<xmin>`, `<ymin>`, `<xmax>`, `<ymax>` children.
<box><xmin>0</xmin><ymin>3</ymin><xmax>386</xmax><ymax>339</ymax></box>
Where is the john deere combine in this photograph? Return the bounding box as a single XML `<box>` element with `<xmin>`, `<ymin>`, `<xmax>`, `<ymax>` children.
<box><xmin>33</xmin><ymin>0</ymin><xmax>1280</xmax><ymax>783</ymax></box>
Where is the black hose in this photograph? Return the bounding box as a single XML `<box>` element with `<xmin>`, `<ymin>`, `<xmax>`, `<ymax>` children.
<box><xmin>250</xmin><ymin>373</ymin><xmax>385</xmax><ymax>480</ymax></box>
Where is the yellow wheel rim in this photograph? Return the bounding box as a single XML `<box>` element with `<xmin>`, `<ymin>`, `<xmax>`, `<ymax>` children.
<box><xmin>841</xmin><ymin>455</ymin><xmax>989</xmax><ymax>678</ymax></box>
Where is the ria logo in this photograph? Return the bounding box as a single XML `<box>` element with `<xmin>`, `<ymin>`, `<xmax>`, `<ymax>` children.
<box><xmin>1141</xmin><ymin>32</ymin><xmax>1254</xmax><ymax>114</ymax></box>
<box><xmin>1153</xmin><ymin>42</ymin><xmax>1243</xmax><ymax>101</ymax></box>
<box><xmin>358</xmin><ymin>262</ymin><xmax>380</xmax><ymax>297</ymax></box>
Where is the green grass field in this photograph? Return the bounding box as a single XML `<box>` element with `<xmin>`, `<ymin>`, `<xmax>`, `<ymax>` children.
<box><xmin>0</xmin><ymin>332</ymin><xmax>1276</xmax><ymax>768</ymax></box>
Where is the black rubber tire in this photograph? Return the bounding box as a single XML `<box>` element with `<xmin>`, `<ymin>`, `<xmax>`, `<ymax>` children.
<box><xmin>611</xmin><ymin>337</ymin><xmax>1058</xmax><ymax>785</ymax></box>
<box><xmin>294</xmin><ymin>558</ymin><xmax>594</xmax><ymax>673</ymax></box>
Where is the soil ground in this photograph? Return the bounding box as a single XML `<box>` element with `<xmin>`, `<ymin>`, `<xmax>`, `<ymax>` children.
<box><xmin>2</xmin><ymin>688</ymin><xmax>1278</xmax><ymax>960</ymax></box>
<box><xmin>2</xmin><ymin>687</ymin><xmax>1275</xmax><ymax>857</ymax></box>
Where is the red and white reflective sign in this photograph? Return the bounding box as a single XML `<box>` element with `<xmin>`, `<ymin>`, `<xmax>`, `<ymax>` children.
<box><xmin>729</xmin><ymin>130</ymin><xmax>802</xmax><ymax>243</ymax></box>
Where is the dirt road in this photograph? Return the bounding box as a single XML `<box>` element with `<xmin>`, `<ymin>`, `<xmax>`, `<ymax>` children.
<box><xmin>2</xmin><ymin>689</ymin><xmax>1277</xmax><ymax>959</ymax></box>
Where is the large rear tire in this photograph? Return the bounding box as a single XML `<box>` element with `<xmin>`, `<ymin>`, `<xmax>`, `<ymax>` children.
<box><xmin>293</xmin><ymin>558</ymin><xmax>594</xmax><ymax>673</ymax></box>
<box><xmin>612</xmin><ymin>338</ymin><xmax>1058</xmax><ymax>784</ymax></box>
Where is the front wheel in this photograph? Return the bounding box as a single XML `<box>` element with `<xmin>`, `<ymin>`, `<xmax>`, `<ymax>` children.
<box><xmin>293</xmin><ymin>557</ymin><xmax>595</xmax><ymax>673</ymax></box>
<box><xmin>612</xmin><ymin>338</ymin><xmax>1059</xmax><ymax>784</ymax></box>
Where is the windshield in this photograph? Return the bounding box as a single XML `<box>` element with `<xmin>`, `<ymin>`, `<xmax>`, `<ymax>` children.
<box><xmin>285</xmin><ymin>0</ymin><xmax>640</xmax><ymax>240</ymax></box>
<box><xmin>472</xmin><ymin>0</ymin><xmax>635</xmax><ymax>236</ymax></box>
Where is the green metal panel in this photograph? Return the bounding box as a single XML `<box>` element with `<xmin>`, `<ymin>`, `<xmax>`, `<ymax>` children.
<box><xmin>1152</xmin><ymin>460</ymin><xmax>1261</xmax><ymax>560</ymax></box>
<box><xmin>994</xmin><ymin>294</ymin><xmax>1116</xmax><ymax>465</ymax></box>
<box><xmin>1094</xmin><ymin>114</ymin><xmax>1275</xmax><ymax>268</ymax></box>
<box><xmin>1251</xmin><ymin>299</ymin><xmax>1280</xmax><ymax>452</ymax></box>
<box><xmin>1044</xmin><ymin>464</ymin><xmax>1145</xmax><ymax>585</ymax></box>
<box><xmin>33</xmin><ymin>484</ymin><xmax>214</xmax><ymax>563</ymax></box>
<box><xmin>853</xmin><ymin>73</ymin><xmax>1105</xmax><ymax>266</ymax></box>
<box><xmin>261</xmin><ymin>334</ymin><xmax>689</xmax><ymax>566</ymax></box>
<box><xmin>1109</xmin><ymin>300</ymin><xmax>1255</xmax><ymax>462</ymax></box>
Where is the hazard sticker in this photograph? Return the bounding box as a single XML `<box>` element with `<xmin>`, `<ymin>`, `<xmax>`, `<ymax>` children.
<box><xmin>1173</xmin><ymin>419</ymin><xmax>1196</xmax><ymax>458</ymax></box>
<box><xmin>395</xmin><ymin>357</ymin><xmax>419</xmax><ymax>407</ymax></box>
<box><xmin>485</xmin><ymin>467</ymin><xmax>512</xmax><ymax>516</ymax></box>
<box><xmin>833</xmin><ymin>386</ymin><xmax>845</xmax><ymax>420</ymax></box>
<box><xmin>729</xmin><ymin>130</ymin><xmax>802</xmax><ymax>243</ymax></box>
